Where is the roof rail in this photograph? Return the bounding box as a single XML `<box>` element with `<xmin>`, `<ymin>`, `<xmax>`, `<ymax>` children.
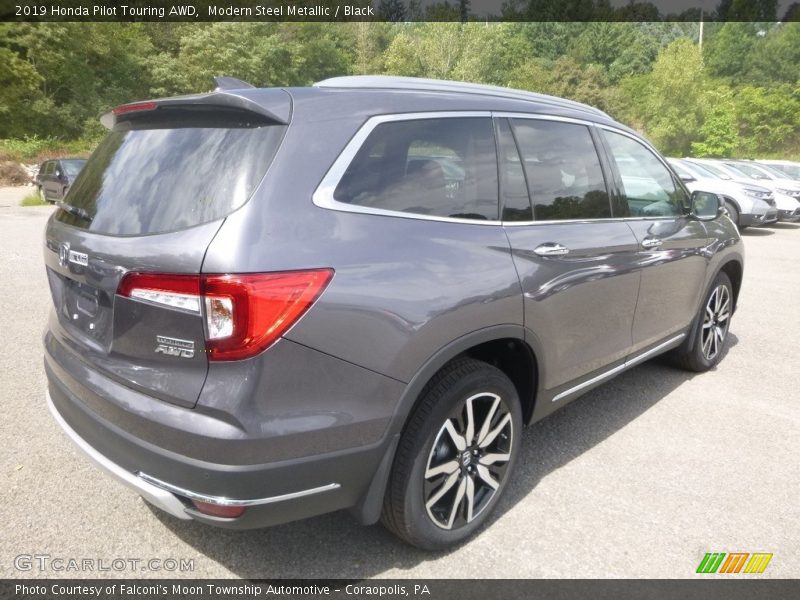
<box><xmin>314</xmin><ymin>75</ymin><xmax>610</xmax><ymax>119</ymax></box>
<box><xmin>213</xmin><ymin>76</ymin><xmax>255</xmax><ymax>92</ymax></box>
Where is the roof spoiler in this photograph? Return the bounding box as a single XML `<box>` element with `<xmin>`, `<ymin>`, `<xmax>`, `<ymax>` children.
<box><xmin>213</xmin><ymin>76</ymin><xmax>256</xmax><ymax>92</ymax></box>
<box><xmin>101</xmin><ymin>77</ymin><xmax>289</xmax><ymax>130</ymax></box>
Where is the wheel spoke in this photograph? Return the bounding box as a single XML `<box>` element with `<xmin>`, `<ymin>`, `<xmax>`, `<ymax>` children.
<box><xmin>425</xmin><ymin>460</ymin><xmax>459</xmax><ymax>479</ymax></box>
<box><xmin>476</xmin><ymin>464</ymin><xmax>499</xmax><ymax>490</ymax></box>
<box><xmin>445</xmin><ymin>477</ymin><xmax>467</xmax><ymax>529</ymax></box>
<box><xmin>465</xmin><ymin>475</ymin><xmax>475</xmax><ymax>523</ymax></box>
<box><xmin>426</xmin><ymin>470</ymin><xmax>461</xmax><ymax>510</ymax></box>
<box><xmin>464</xmin><ymin>396</ymin><xmax>476</xmax><ymax>446</ymax></box>
<box><xmin>443</xmin><ymin>419</ymin><xmax>466</xmax><ymax>452</ymax></box>
<box><xmin>476</xmin><ymin>396</ymin><xmax>500</xmax><ymax>446</ymax></box>
<box><xmin>479</xmin><ymin>413</ymin><xmax>511</xmax><ymax>449</ymax></box>
<box><xmin>479</xmin><ymin>452</ymin><xmax>510</xmax><ymax>466</ymax></box>
<box><xmin>702</xmin><ymin>331</ymin><xmax>713</xmax><ymax>357</ymax></box>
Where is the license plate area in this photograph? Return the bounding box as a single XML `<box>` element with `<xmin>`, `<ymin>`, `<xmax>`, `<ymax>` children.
<box><xmin>51</xmin><ymin>269</ymin><xmax>113</xmax><ymax>349</ymax></box>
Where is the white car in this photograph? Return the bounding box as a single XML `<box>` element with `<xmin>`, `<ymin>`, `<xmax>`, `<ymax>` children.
<box><xmin>668</xmin><ymin>158</ymin><xmax>777</xmax><ymax>228</ymax></box>
<box><xmin>687</xmin><ymin>158</ymin><xmax>800</xmax><ymax>223</ymax></box>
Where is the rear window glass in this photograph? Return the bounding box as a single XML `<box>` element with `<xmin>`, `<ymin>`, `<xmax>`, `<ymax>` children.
<box><xmin>55</xmin><ymin>125</ymin><xmax>285</xmax><ymax>235</ymax></box>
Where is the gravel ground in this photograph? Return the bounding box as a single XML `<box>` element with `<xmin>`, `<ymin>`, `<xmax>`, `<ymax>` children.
<box><xmin>1</xmin><ymin>191</ymin><xmax>798</xmax><ymax>579</ymax></box>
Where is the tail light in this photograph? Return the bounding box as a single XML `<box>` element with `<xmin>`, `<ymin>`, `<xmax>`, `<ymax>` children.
<box><xmin>118</xmin><ymin>270</ymin><xmax>333</xmax><ymax>361</ymax></box>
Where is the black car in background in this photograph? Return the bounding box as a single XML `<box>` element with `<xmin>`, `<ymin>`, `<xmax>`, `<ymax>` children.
<box><xmin>35</xmin><ymin>158</ymin><xmax>86</xmax><ymax>203</ymax></box>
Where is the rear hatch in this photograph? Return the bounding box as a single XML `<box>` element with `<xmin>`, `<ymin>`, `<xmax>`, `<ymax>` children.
<box><xmin>44</xmin><ymin>90</ymin><xmax>290</xmax><ymax>408</ymax></box>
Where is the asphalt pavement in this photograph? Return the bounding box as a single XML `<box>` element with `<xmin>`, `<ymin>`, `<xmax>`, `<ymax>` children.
<box><xmin>1</xmin><ymin>187</ymin><xmax>797</xmax><ymax>579</ymax></box>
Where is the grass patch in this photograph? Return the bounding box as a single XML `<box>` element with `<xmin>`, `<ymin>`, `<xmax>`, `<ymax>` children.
<box><xmin>20</xmin><ymin>193</ymin><xmax>49</xmax><ymax>207</ymax></box>
<box><xmin>0</xmin><ymin>136</ymin><xmax>98</xmax><ymax>163</ymax></box>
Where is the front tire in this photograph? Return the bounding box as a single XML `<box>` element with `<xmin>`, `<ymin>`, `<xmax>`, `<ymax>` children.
<box><xmin>725</xmin><ymin>201</ymin><xmax>740</xmax><ymax>228</ymax></box>
<box><xmin>672</xmin><ymin>271</ymin><xmax>733</xmax><ymax>372</ymax></box>
<box><xmin>381</xmin><ymin>358</ymin><xmax>522</xmax><ymax>550</ymax></box>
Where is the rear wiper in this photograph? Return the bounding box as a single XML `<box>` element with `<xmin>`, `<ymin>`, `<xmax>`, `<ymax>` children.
<box><xmin>56</xmin><ymin>201</ymin><xmax>93</xmax><ymax>223</ymax></box>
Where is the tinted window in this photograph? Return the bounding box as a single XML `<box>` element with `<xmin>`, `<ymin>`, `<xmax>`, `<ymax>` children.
<box><xmin>496</xmin><ymin>119</ymin><xmax>531</xmax><ymax>222</ymax></box>
<box><xmin>334</xmin><ymin>118</ymin><xmax>498</xmax><ymax>221</ymax></box>
<box><xmin>43</xmin><ymin>162</ymin><xmax>55</xmax><ymax>176</ymax></box>
<box><xmin>511</xmin><ymin>119</ymin><xmax>610</xmax><ymax>221</ymax></box>
<box><xmin>605</xmin><ymin>131</ymin><xmax>687</xmax><ymax>217</ymax></box>
<box><xmin>55</xmin><ymin>124</ymin><xmax>285</xmax><ymax>235</ymax></box>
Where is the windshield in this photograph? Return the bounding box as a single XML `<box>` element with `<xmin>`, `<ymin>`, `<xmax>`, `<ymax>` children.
<box><xmin>692</xmin><ymin>161</ymin><xmax>731</xmax><ymax>179</ymax></box>
<box><xmin>55</xmin><ymin>124</ymin><xmax>286</xmax><ymax>235</ymax></box>
<box><xmin>756</xmin><ymin>162</ymin><xmax>793</xmax><ymax>179</ymax></box>
<box><xmin>728</xmin><ymin>162</ymin><xmax>770</xmax><ymax>180</ymax></box>
<box><xmin>61</xmin><ymin>160</ymin><xmax>86</xmax><ymax>177</ymax></box>
<box><xmin>684</xmin><ymin>161</ymin><xmax>719</xmax><ymax>180</ymax></box>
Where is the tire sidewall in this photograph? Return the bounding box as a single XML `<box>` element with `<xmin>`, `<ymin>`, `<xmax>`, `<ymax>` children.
<box><xmin>400</xmin><ymin>366</ymin><xmax>522</xmax><ymax>549</ymax></box>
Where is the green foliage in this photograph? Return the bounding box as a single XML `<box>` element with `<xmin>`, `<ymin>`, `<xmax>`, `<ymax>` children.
<box><xmin>691</xmin><ymin>90</ymin><xmax>739</xmax><ymax>157</ymax></box>
<box><xmin>0</xmin><ymin>136</ymin><xmax>95</xmax><ymax>163</ymax></box>
<box><xmin>0</xmin><ymin>21</ymin><xmax>798</xmax><ymax>161</ymax></box>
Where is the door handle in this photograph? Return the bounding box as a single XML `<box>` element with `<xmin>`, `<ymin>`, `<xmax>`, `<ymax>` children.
<box><xmin>641</xmin><ymin>237</ymin><xmax>663</xmax><ymax>249</ymax></box>
<box><xmin>533</xmin><ymin>243</ymin><xmax>570</xmax><ymax>257</ymax></box>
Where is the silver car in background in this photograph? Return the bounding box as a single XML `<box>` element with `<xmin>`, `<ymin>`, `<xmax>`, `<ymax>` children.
<box><xmin>668</xmin><ymin>158</ymin><xmax>777</xmax><ymax>228</ymax></box>
<box><xmin>687</xmin><ymin>158</ymin><xmax>800</xmax><ymax>222</ymax></box>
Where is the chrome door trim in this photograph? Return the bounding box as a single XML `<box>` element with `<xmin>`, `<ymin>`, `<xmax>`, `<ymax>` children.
<box><xmin>551</xmin><ymin>333</ymin><xmax>686</xmax><ymax>403</ymax></box>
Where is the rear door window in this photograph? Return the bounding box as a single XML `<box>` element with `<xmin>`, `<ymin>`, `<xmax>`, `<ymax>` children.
<box><xmin>333</xmin><ymin>117</ymin><xmax>499</xmax><ymax>221</ymax></box>
<box><xmin>55</xmin><ymin>123</ymin><xmax>286</xmax><ymax>235</ymax></box>
<box><xmin>510</xmin><ymin>119</ymin><xmax>611</xmax><ymax>221</ymax></box>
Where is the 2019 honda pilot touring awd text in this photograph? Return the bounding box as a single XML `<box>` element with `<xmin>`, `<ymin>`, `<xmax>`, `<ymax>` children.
<box><xmin>44</xmin><ymin>76</ymin><xmax>743</xmax><ymax>550</ymax></box>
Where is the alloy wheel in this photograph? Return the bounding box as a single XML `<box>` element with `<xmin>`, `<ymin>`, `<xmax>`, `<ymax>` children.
<box><xmin>701</xmin><ymin>284</ymin><xmax>731</xmax><ymax>361</ymax></box>
<box><xmin>423</xmin><ymin>392</ymin><xmax>513</xmax><ymax>530</ymax></box>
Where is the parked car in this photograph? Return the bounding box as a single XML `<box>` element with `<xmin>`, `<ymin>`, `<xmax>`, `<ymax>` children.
<box><xmin>43</xmin><ymin>76</ymin><xmax>744</xmax><ymax>550</ymax></box>
<box><xmin>757</xmin><ymin>159</ymin><xmax>800</xmax><ymax>181</ymax></box>
<box><xmin>35</xmin><ymin>158</ymin><xmax>87</xmax><ymax>203</ymax></box>
<box><xmin>667</xmin><ymin>158</ymin><xmax>777</xmax><ymax>228</ymax></box>
<box><xmin>687</xmin><ymin>158</ymin><xmax>800</xmax><ymax>223</ymax></box>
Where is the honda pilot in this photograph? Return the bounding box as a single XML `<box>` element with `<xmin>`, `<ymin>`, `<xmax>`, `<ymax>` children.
<box><xmin>44</xmin><ymin>76</ymin><xmax>744</xmax><ymax>550</ymax></box>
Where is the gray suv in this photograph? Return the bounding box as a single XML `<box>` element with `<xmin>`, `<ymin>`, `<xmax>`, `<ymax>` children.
<box><xmin>44</xmin><ymin>76</ymin><xmax>743</xmax><ymax>550</ymax></box>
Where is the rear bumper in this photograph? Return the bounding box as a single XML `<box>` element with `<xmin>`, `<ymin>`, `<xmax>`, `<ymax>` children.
<box><xmin>44</xmin><ymin>331</ymin><xmax>403</xmax><ymax>529</ymax></box>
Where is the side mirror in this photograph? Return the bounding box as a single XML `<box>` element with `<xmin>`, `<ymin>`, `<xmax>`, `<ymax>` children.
<box><xmin>690</xmin><ymin>190</ymin><xmax>723</xmax><ymax>220</ymax></box>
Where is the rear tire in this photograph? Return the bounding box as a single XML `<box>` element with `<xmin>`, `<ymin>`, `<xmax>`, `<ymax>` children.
<box><xmin>381</xmin><ymin>358</ymin><xmax>522</xmax><ymax>550</ymax></box>
<box><xmin>672</xmin><ymin>271</ymin><xmax>733</xmax><ymax>372</ymax></box>
<box><xmin>38</xmin><ymin>186</ymin><xmax>46</xmax><ymax>202</ymax></box>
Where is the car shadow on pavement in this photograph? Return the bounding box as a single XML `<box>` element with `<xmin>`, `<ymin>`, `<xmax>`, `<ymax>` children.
<box><xmin>151</xmin><ymin>334</ymin><xmax>738</xmax><ymax>578</ymax></box>
<box><xmin>770</xmin><ymin>222</ymin><xmax>800</xmax><ymax>230</ymax></box>
<box><xmin>741</xmin><ymin>228</ymin><xmax>775</xmax><ymax>236</ymax></box>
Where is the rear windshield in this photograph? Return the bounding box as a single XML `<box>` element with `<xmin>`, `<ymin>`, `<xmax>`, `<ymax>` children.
<box><xmin>55</xmin><ymin>124</ymin><xmax>285</xmax><ymax>235</ymax></box>
<box><xmin>61</xmin><ymin>160</ymin><xmax>86</xmax><ymax>177</ymax></box>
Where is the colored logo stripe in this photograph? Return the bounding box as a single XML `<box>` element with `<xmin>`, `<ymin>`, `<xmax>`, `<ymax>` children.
<box><xmin>697</xmin><ymin>553</ymin><xmax>726</xmax><ymax>573</ymax></box>
<box><xmin>744</xmin><ymin>553</ymin><xmax>773</xmax><ymax>574</ymax></box>
<box><xmin>697</xmin><ymin>552</ymin><xmax>773</xmax><ymax>574</ymax></box>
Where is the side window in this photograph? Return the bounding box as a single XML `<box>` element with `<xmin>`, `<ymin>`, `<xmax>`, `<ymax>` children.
<box><xmin>43</xmin><ymin>162</ymin><xmax>54</xmax><ymax>176</ymax></box>
<box><xmin>511</xmin><ymin>119</ymin><xmax>611</xmax><ymax>221</ymax></box>
<box><xmin>333</xmin><ymin>117</ymin><xmax>498</xmax><ymax>221</ymax></box>
<box><xmin>496</xmin><ymin>119</ymin><xmax>531</xmax><ymax>222</ymax></box>
<box><xmin>604</xmin><ymin>131</ymin><xmax>688</xmax><ymax>217</ymax></box>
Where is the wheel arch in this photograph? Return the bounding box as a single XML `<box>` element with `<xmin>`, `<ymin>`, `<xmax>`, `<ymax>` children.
<box><xmin>683</xmin><ymin>258</ymin><xmax>743</xmax><ymax>354</ymax></box>
<box><xmin>353</xmin><ymin>325</ymin><xmax>538</xmax><ymax>525</ymax></box>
